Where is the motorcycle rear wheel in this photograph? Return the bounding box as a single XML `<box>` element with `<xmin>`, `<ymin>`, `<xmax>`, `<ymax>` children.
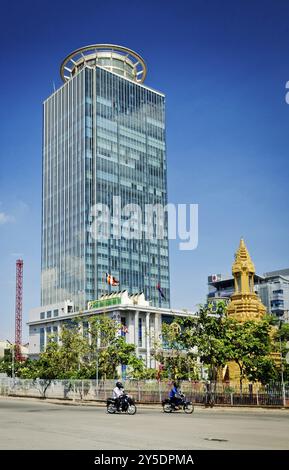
<box><xmin>107</xmin><ymin>404</ymin><xmax>116</xmax><ymax>414</ymax></box>
<box><xmin>163</xmin><ymin>403</ymin><xmax>172</xmax><ymax>413</ymax></box>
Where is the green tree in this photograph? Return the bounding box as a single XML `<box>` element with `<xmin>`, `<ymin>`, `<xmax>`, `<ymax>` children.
<box><xmin>18</xmin><ymin>343</ymin><xmax>63</xmax><ymax>397</ymax></box>
<box><xmin>0</xmin><ymin>352</ymin><xmax>26</xmax><ymax>378</ymax></box>
<box><xmin>272</xmin><ymin>321</ymin><xmax>289</xmax><ymax>382</ymax></box>
<box><xmin>192</xmin><ymin>301</ymin><xmax>229</xmax><ymax>382</ymax></box>
<box><xmin>54</xmin><ymin>322</ymin><xmax>90</xmax><ymax>378</ymax></box>
<box><xmin>225</xmin><ymin>317</ymin><xmax>273</xmax><ymax>391</ymax></box>
<box><xmin>4</xmin><ymin>322</ymin><xmax>91</xmax><ymax>394</ymax></box>
<box><xmin>88</xmin><ymin>315</ymin><xmax>145</xmax><ymax>379</ymax></box>
<box><xmin>126</xmin><ymin>355</ymin><xmax>147</xmax><ymax>379</ymax></box>
<box><xmin>160</xmin><ymin>301</ymin><xmax>229</xmax><ymax>382</ymax></box>
<box><xmin>244</xmin><ymin>356</ymin><xmax>279</xmax><ymax>384</ymax></box>
<box><xmin>9</xmin><ymin>316</ymin><xmax>146</xmax><ymax>383</ymax></box>
<box><xmin>154</xmin><ymin>318</ymin><xmax>200</xmax><ymax>380</ymax></box>
<box><xmin>154</xmin><ymin>302</ymin><xmax>277</xmax><ymax>390</ymax></box>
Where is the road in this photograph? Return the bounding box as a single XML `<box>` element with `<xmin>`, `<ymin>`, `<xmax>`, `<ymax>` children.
<box><xmin>0</xmin><ymin>397</ymin><xmax>288</xmax><ymax>450</ymax></box>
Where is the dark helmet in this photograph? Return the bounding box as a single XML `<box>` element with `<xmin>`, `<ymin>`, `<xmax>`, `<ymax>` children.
<box><xmin>116</xmin><ymin>382</ymin><xmax>123</xmax><ymax>389</ymax></box>
<box><xmin>173</xmin><ymin>382</ymin><xmax>179</xmax><ymax>388</ymax></box>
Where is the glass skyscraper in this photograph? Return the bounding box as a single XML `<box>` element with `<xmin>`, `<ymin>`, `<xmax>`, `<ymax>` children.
<box><xmin>41</xmin><ymin>44</ymin><xmax>170</xmax><ymax>310</ymax></box>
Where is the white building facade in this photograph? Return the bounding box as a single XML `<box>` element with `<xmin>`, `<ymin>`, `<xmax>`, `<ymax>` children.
<box><xmin>28</xmin><ymin>291</ymin><xmax>196</xmax><ymax>368</ymax></box>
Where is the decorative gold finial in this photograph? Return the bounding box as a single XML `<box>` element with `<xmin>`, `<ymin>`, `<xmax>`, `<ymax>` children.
<box><xmin>227</xmin><ymin>238</ymin><xmax>266</xmax><ymax>321</ymax></box>
<box><xmin>232</xmin><ymin>238</ymin><xmax>255</xmax><ymax>276</ymax></box>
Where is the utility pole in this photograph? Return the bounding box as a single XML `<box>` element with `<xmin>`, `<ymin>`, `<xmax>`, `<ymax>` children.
<box><xmin>279</xmin><ymin>319</ymin><xmax>286</xmax><ymax>408</ymax></box>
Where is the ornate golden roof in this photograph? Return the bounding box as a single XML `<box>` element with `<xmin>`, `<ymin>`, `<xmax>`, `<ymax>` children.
<box><xmin>232</xmin><ymin>238</ymin><xmax>255</xmax><ymax>275</ymax></box>
<box><xmin>228</xmin><ymin>238</ymin><xmax>266</xmax><ymax>321</ymax></box>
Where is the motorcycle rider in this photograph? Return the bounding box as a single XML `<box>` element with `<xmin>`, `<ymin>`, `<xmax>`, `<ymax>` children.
<box><xmin>112</xmin><ymin>381</ymin><xmax>124</xmax><ymax>411</ymax></box>
<box><xmin>169</xmin><ymin>381</ymin><xmax>182</xmax><ymax>409</ymax></box>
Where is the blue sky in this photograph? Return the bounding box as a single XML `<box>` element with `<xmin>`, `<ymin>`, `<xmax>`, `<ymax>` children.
<box><xmin>1</xmin><ymin>0</ymin><xmax>289</xmax><ymax>341</ymax></box>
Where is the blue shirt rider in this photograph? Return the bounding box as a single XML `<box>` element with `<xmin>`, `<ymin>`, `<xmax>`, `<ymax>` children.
<box><xmin>169</xmin><ymin>382</ymin><xmax>182</xmax><ymax>407</ymax></box>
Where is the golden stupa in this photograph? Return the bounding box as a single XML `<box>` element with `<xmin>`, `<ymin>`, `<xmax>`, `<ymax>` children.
<box><xmin>223</xmin><ymin>239</ymin><xmax>267</xmax><ymax>382</ymax></box>
<box><xmin>227</xmin><ymin>238</ymin><xmax>266</xmax><ymax>321</ymax></box>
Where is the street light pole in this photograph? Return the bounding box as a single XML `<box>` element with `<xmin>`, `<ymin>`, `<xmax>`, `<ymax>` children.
<box><xmin>278</xmin><ymin>319</ymin><xmax>286</xmax><ymax>408</ymax></box>
<box><xmin>11</xmin><ymin>347</ymin><xmax>15</xmax><ymax>380</ymax></box>
<box><xmin>96</xmin><ymin>348</ymin><xmax>99</xmax><ymax>398</ymax></box>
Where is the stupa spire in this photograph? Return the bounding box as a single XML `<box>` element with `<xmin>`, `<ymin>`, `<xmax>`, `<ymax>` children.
<box><xmin>232</xmin><ymin>238</ymin><xmax>255</xmax><ymax>276</ymax></box>
<box><xmin>227</xmin><ymin>238</ymin><xmax>266</xmax><ymax>321</ymax></box>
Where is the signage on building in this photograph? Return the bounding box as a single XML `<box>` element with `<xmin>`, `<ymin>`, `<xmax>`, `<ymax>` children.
<box><xmin>208</xmin><ymin>274</ymin><xmax>222</xmax><ymax>283</ymax></box>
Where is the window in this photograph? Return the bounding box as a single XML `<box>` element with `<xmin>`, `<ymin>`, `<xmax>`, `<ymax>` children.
<box><xmin>53</xmin><ymin>309</ymin><xmax>59</xmax><ymax>317</ymax></box>
<box><xmin>40</xmin><ymin>328</ymin><xmax>45</xmax><ymax>352</ymax></box>
<box><xmin>138</xmin><ymin>318</ymin><xmax>142</xmax><ymax>346</ymax></box>
<box><xmin>40</xmin><ymin>312</ymin><xmax>45</xmax><ymax>320</ymax></box>
<box><xmin>121</xmin><ymin>317</ymin><xmax>127</xmax><ymax>337</ymax></box>
<box><xmin>47</xmin><ymin>311</ymin><xmax>52</xmax><ymax>319</ymax></box>
<box><xmin>271</xmin><ymin>300</ymin><xmax>284</xmax><ymax>308</ymax></box>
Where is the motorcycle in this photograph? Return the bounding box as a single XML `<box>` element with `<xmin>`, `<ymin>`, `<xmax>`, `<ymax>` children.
<box><xmin>106</xmin><ymin>393</ymin><xmax>137</xmax><ymax>415</ymax></box>
<box><xmin>162</xmin><ymin>393</ymin><xmax>194</xmax><ymax>414</ymax></box>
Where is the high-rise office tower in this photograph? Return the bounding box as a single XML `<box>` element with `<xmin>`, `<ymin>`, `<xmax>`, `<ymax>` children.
<box><xmin>41</xmin><ymin>44</ymin><xmax>170</xmax><ymax>309</ymax></box>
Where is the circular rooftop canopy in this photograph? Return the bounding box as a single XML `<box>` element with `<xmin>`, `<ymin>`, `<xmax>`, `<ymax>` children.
<box><xmin>60</xmin><ymin>44</ymin><xmax>147</xmax><ymax>83</ymax></box>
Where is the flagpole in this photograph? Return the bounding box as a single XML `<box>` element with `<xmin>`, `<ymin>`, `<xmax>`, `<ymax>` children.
<box><xmin>103</xmin><ymin>273</ymin><xmax>107</xmax><ymax>299</ymax></box>
<box><xmin>157</xmin><ymin>283</ymin><xmax>166</xmax><ymax>308</ymax></box>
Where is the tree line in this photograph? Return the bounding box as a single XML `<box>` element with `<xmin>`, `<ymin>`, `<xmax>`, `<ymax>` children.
<box><xmin>1</xmin><ymin>303</ymin><xmax>289</xmax><ymax>390</ymax></box>
<box><xmin>156</xmin><ymin>302</ymin><xmax>289</xmax><ymax>390</ymax></box>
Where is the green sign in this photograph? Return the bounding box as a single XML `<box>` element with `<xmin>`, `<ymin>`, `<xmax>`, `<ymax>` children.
<box><xmin>87</xmin><ymin>297</ymin><xmax>121</xmax><ymax>310</ymax></box>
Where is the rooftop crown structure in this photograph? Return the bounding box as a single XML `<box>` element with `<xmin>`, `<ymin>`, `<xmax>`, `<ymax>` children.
<box><xmin>227</xmin><ymin>238</ymin><xmax>266</xmax><ymax>321</ymax></box>
<box><xmin>60</xmin><ymin>44</ymin><xmax>147</xmax><ymax>83</ymax></box>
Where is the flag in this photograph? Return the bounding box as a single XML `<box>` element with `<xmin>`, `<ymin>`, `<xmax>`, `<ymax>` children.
<box><xmin>106</xmin><ymin>273</ymin><xmax>119</xmax><ymax>286</ymax></box>
<box><xmin>157</xmin><ymin>283</ymin><xmax>166</xmax><ymax>300</ymax></box>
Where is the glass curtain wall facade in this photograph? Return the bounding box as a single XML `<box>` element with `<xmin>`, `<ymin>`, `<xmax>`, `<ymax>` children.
<box><xmin>42</xmin><ymin>66</ymin><xmax>170</xmax><ymax>309</ymax></box>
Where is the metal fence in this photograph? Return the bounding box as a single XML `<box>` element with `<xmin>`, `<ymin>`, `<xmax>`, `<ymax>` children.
<box><xmin>0</xmin><ymin>378</ymin><xmax>288</xmax><ymax>407</ymax></box>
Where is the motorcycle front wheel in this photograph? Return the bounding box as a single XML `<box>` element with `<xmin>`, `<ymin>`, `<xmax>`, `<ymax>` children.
<box><xmin>184</xmin><ymin>403</ymin><xmax>194</xmax><ymax>414</ymax></box>
<box><xmin>107</xmin><ymin>404</ymin><xmax>116</xmax><ymax>414</ymax></box>
<box><xmin>127</xmin><ymin>404</ymin><xmax>137</xmax><ymax>415</ymax></box>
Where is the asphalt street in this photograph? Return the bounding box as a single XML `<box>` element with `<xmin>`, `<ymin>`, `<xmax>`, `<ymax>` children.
<box><xmin>0</xmin><ymin>397</ymin><xmax>288</xmax><ymax>450</ymax></box>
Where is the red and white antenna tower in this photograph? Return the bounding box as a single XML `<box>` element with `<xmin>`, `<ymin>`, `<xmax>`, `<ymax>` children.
<box><xmin>15</xmin><ymin>259</ymin><xmax>23</xmax><ymax>361</ymax></box>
